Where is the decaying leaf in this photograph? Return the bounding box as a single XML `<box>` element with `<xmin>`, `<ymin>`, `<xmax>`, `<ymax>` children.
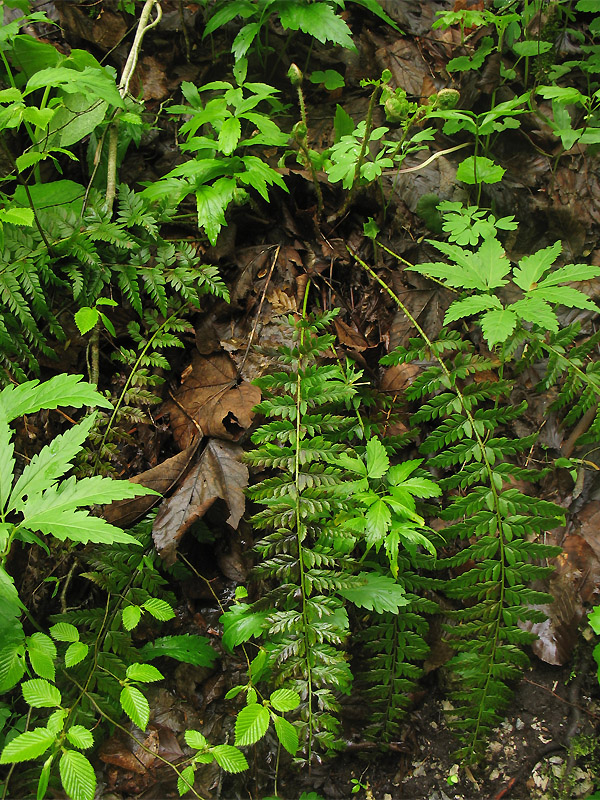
<box><xmin>165</xmin><ymin>352</ymin><xmax>260</xmax><ymax>450</ymax></box>
<box><xmin>334</xmin><ymin>318</ymin><xmax>369</xmax><ymax>351</ymax></box>
<box><xmin>103</xmin><ymin>443</ymin><xmax>199</xmax><ymax>528</ymax></box>
<box><xmin>153</xmin><ymin>440</ymin><xmax>248</xmax><ymax>565</ymax></box>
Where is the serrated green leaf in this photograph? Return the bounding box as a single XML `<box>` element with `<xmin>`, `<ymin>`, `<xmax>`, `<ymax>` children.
<box><xmin>0</xmin><ymin>643</ymin><xmax>26</xmax><ymax>692</ymax></box>
<box><xmin>126</xmin><ymin>663</ymin><xmax>163</xmax><ymax>683</ymax></box>
<box><xmin>66</xmin><ymin>726</ymin><xmax>93</xmax><ymax>750</ymax></box>
<box><xmin>480</xmin><ymin>308</ymin><xmax>518</xmax><ymax>346</ymax></box>
<box><xmin>64</xmin><ymin>642</ymin><xmax>88</xmax><ymax>668</ymax></box>
<box><xmin>21</xmin><ymin>508</ymin><xmax>140</xmax><ymax>546</ymax></box>
<box><xmin>22</xmin><ymin>678</ymin><xmax>61</xmax><ymax>708</ymax></box>
<box><xmin>401</xmin><ymin>477</ymin><xmax>442</xmax><ymax>498</ymax></box>
<box><xmin>122</xmin><ymin>605</ymin><xmax>141</xmax><ymax>631</ymax></box>
<box><xmin>196</xmin><ymin>177</ymin><xmax>236</xmax><ymax>246</ymax></box>
<box><xmin>220</xmin><ymin>603</ymin><xmax>269</xmax><ymax>652</ymax></box>
<box><xmin>513</xmin><ymin>241</ymin><xmax>562</xmax><ymax>291</ymax></box>
<box><xmin>338</xmin><ymin>572</ymin><xmax>409</xmax><ymax>613</ymax></box>
<box><xmin>26</xmin><ymin>633</ymin><xmax>56</xmax><ymax>681</ymax></box>
<box><xmin>269</xmin><ymin>689</ymin><xmax>300</xmax><ymax>712</ymax></box>
<box><xmin>273</xmin><ymin>715</ymin><xmax>299</xmax><ymax>755</ymax></box>
<box><xmin>444</xmin><ymin>294</ymin><xmax>502</xmax><ymax>324</ymax></box>
<box><xmin>74</xmin><ymin>308</ymin><xmax>98</xmax><ymax>336</ymax></box>
<box><xmin>365</xmin><ymin>498</ymin><xmax>391</xmax><ymax>542</ymax></box>
<box><xmin>177</xmin><ymin>764</ymin><xmax>196</xmax><ymax>796</ymax></box>
<box><xmin>120</xmin><ymin>684</ymin><xmax>150</xmax><ymax>730</ymax></box>
<box><xmin>0</xmin><ymin>207</ymin><xmax>34</xmax><ymax>226</ymax></box>
<box><xmin>218</xmin><ymin>116</ymin><xmax>241</xmax><ymax>155</ymax></box>
<box><xmin>456</xmin><ymin>155</ymin><xmax>505</xmax><ymax>184</ymax></box>
<box><xmin>211</xmin><ymin>744</ymin><xmax>248</xmax><ymax>773</ymax></box>
<box><xmin>234</xmin><ymin>703</ymin><xmax>270</xmax><ymax>746</ymax></box>
<box><xmin>537</xmin><ymin>263</ymin><xmax>600</xmax><ymax>287</ymax></box>
<box><xmin>138</xmin><ymin>634</ymin><xmax>218</xmax><ymax>666</ymax></box>
<box><xmin>184</xmin><ymin>730</ymin><xmax>209</xmax><ymax>750</ymax></box>
<box><xmin>536</xmin><ymin>286</ymin><xmax>598</xmax><ymax>310</ymax></box>
<box><xmin>278</xmin><ymin>3</ymin><xmax>356</xmax><ymax>50</ymax></box>
<box><xmin>365</xmin><ymin>437</ymin><xmax>389</xmax><ymax>479</ymax></box>
<box><xmin>0</xmin><ymin>374</ymin><xmax>112</xmax><ymax>422</ymax></box>
<box><xmin>49</xmin><ymin>622</ymin><xmax>79</xmax><ymax>643</ymax></box>
<box><xmin>59</xmin><ymin>750</ymin><xmax>96</xmax><ymax>800</ymax></box>
<box><xmin>142</xmin><ymin>598</ymin><xmax>175</xmax><ymax>621</ymax></box>
<box><xmin>508</xmin><ymin>296</ymin><xmax>558</xmax><ymax>331</ymax></box>
<box><xmin>46</xmin><ymin>709</ymin><xmax>68</xmax><ymax>736</ymax></box>
<box><xmin>0</xmin><ymin>728</ymin><xmax>55</xmax><ymax>763</ymax></box>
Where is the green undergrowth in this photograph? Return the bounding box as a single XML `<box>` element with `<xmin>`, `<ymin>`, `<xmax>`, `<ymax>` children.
<box><xmin>1</xmin><ymin>0</ymin><xmax>600</xmax><ymax>797</ymax></box>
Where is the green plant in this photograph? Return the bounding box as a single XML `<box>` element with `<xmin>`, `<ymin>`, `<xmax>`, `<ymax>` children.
<box><xmin>0</xmin><ymin>374</ymin><xmax>160</xmax><ymax>799</ymax></box>
<box><xmin>202</xmin><ymin>0</ymin><xmax>399</xmax><ymax>64</ymax></box>
<box><xmin>143</xmin><ymin>62</ymin><xmax>288</xmax><ymax>244</ymax></box>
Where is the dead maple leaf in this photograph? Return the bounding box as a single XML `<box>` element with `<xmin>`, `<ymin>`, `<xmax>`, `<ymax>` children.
<box><xmin>153</xmin><ymin>439</ymin><xmax>248</xmax><ymax>565</ymax></box>
<box><xmin>103</xmin><ymin>443</ymin><xmax>199</xmax><ymax>528</ymax></box>
<box><xmin>165</xmin><ymin>352</ymin><xmax>260</xmax><ymax>450</ymax></box>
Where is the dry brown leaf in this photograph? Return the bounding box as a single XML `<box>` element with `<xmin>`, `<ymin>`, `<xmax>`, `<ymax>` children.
<box><xmin>103</xmin><ymin>443</ymin><xmax>199</xmax><ymax>528</ymax></box>
<box><xmin>55</xmin><ymin>3</ymin><xmax>128</xmax><ymax>51</ymax></box>
<box><xmin>153</xmin><ymin>439</ymin><xmax>248</xmax><ymax>565</ymax></box>
<box><xmin>334</xmin><ymin>318</ymin><xmax>369</xmax><ymax>351</ymax></box>
<box><xmin>165</xmin><ymin>352</ymin><xmax>260</xmax><ymax>450</ymax></box>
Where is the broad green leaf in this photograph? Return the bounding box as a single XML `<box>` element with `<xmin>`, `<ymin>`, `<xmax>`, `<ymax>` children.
<box><xmin>386</xmin><ymin>460</ymin><xmax>422</xmax><ymax>485</ymax></box>
<box><xmin>401</xmin><ymin>477</ymin><xmax>442</xmax><ymax>498</ymax></box>
<box><xmin>203</xmin><ymin>0</ymin><xmax>256</xmax><ymax>37</ymax></box>
<box><xmin>120</xmin><ymin>684</ymin><xmax>150</xmax><ymax>730</ymax></box>
<box><xmin>0</xmin><ymin>642</ymin><xmax>26</xmax><ymax>692</ymax></box>
<box><xmin>48</xmin><ymin>94</ymin><xmax>107</xmax><ymax>148</ymax></box>
<box><xmin>535</xmin><ymin>286</ymin><xmax>599</xmax><ymax>310</ymax></box>
<box><xmin>59</xmin><ymin>750</ymin><xmax>96</xmax><ymax>800</ymax></box>
<box><xmin>333</xmin><ymin>104</ymin><xmax>355</xmax><ymax>142</ymax></box>
<box><xmin>338</xmin><ymin>572</ymin><xmax>410</xmax><ymax>613</ymax></box>
<box><xmin>74</xmin><ymin>307</ymin><xmax>99</xmax><ymax>336</ymax></box>
<box><xmin>23</xmin><ymin>475</ymin><xmax>158</xmax><ymax>519</ymax></box>
<box><xmin>211</xmin><ymin>744</ymin><xmax>248</xmax><ymax>773</ymax></box>
<box><xmin>278</xmin><ymin>3</ymin><xmax>356</xmax><ymax>50</ymax></box>
<box><xmin>66</xmin><ymin>726</ymin><xmax>93</xmax><ymax>750</ymax></box>
<box><xmin>13</xmin><ymin>180</ymin><xmax>85</xmax><ymax>210</ymax></box>
<box><xmin>474</xmin><ymin>236</ymin><xmax>510</xmax><ymax>289</ymax></box>
<box><xmin>589</xmin><ymin>606</ymin><xmax>600</xmax><ymax>635</ymax></box>
<box><xmin>513</xmin><ymin>241</ymin><xmax>562</xmax><ymax>291</ymax></box>
<box><xmin>221</xmin><ymin>603</ymin><xmax>269</xmax><ymax>652</ymax></box>
<box><xmin>444</xmin><ymin>294</ymin><xmax>502</xmax><ymax>324</ymax></box>
<box><xmin>177</xmin><ymin>764</ymin><xmax>196</xmax><ymax>796</ymax></box>
<box><xmin>480</xmin><ymin>308</ymin><xmax>518</xmax><ymax>346</ymax></box>
<box><xmin>269</xmin><ymin>688</ymin><xmax>300</xmax><ymax>712</ymax></box>
<box><xmin>0</xmin><ymin>374</ymin><xmax>111</xmax><ymax>423</ymax></box>
<box><xmin>184</xmin><ymin>730</ymin><xmax>208</xmax><ymax>750</ymax></box>
<box><xmin>46</xmin><ymin>709</ymin><xmax>68</xmax><ymax>736</ymax></box>
<box><xmin>26</xmin><ymin>633</ymin><xmax>56</xmax><ymax>681</ymax></box>
<box><xmin>456</xmin><ymin>155</ymin><xmax>505</xmax><ymax>184</ymax></box>
<box><xmin>537</xmin><ymin>263</ymin><xmax>600</xmax><ymax>288</ymax></box>
<box><xmin>0</xmin><ymin>207</ymin><xmax>34</xmax><ymax>226</ymax></box>
<box><xmin>138</xmin><ymin>634</ymin><xmax>218</xmax><ymax>666</ymax></box>
<box><xmin>513</xmin><ymin>40</ymin><xmax>553</xmax><ymax>57</ymax></box>
<box><xmin>20</xmin><ymin>508</ymin><xmax>140</xmax><ymax>546</ymax></box>
<box><xmin>142</xmin><ymin>598</ymin><xmax>175</xmax><ymax>621</ymax></box>
<box><xmin>26</xmin><ymin>66</ymin><xmax>124</xmax><ymax>108</ymax></box>
<box><xmin>0</xmin><ymin>728</ymin><xmax>55</xmax><ymax>763</ymax></box>
<box><xmin>309</xmin><ymin>69</ymin><xmax>345</xmax><ymax>90</ymax></box>
<box><xmin>365</xmin><ymin>498</ymin><xmax>392</xmax><ymax>542</ymax></box>
<box><xmin>234</xmin><ymin>703</ymin><xmax>270</xmax><ymax>746</ymax></box>
<box><xmin>64</xmin><ymin>642</ymin><xmax>88</xmax><ymax>668</ymax></box>
<box><xmin>365</xmin><ymin>437</ymin><xmax>389</xmax><ymax>479</ymax></box>
<box><xmin>508</xmin><ymin>296</ymin><xmax>557</xmax><ymax>332</ymax></box>
<box><xmin>232</xmin><ymin>22</ymin><xmax>260</xmax><ymax>61</ymax></box>
<box><xmin>218</xmin><ymin>116</ymin><xmax>241</xmax><ymax>155</ymax></box>
<box><xmin>9</xmin><ymin>414</ymin><xmax>97</xmax><ymax>512</ymax></box>
<box><xmin>195</xmin><ymin>177</ymin><xmax>236</xmax><ymax>246</ymax></box>
<box><xmin>273</xmin><ymin>715</ymin><xmax>299</xmax><ymax>755</ymax></box>
<box><xmin>49</xmin><ymin>622</ymin><xmax>79</xmax><ymax>643</ymax></box>
<box><xmin>448</xmin><ymin>36</ymin><xmax>494</xmax><ymax>71</ymax></box>
<box><xmin>122</xmin><ymin>605</ymin><xmax>142</xmax><ymax>631</ymax></box>
<box><xmin>249</xmin><ymin>648</ymin><xmax>268</xmax><ymax>683</ymax></box>
<box><xmin>126</xmin><ymin>663</ymin><xmax>163</xmax><ymax>683</ymax></box>
<box><xmin>22</xmin><ymin>678</ymin><xmax>61</xmax><ymax>708</ymax></box>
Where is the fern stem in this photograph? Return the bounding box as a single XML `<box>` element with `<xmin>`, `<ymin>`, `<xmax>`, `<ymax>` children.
<box><xmin>295</xmin><ymin>282</ymin><xmax>315</xmax><ymax>762</ymax></box>
<box><xmin>94</xmin><ymin>306</ymin><xmax>183</xmax><ymax>474</ymax></box>
<box><xmin>352</xmin><ymin>248</ymin><xmax>511</xmax><ymax>760</ymax></box>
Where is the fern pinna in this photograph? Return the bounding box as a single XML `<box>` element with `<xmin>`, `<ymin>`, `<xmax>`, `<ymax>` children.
<box><xmin>244</xmin><ymin>310</ymin><xmax>359</xmax><ymax>759</ymax></box>
<box><xmin>381</xmin><ymin>330</ymin><xmax>564</xmax><ymax>761</ymax></box>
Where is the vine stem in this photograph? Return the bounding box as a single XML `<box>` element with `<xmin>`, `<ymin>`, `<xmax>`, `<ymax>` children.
<box><xmin>351</xmin><ymin>247</ymin><xmax>509</xmax><ymax>759</ymax></box>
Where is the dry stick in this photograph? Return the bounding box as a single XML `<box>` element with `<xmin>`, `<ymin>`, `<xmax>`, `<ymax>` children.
<box><xmin>89</xmin><ymin>0</ymin><xmax>162</xmax><ymax>388</ymax></box>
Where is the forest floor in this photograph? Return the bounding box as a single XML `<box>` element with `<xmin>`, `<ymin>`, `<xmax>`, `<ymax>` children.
<box><xmin>10</xmin><ymin>0</ymin><xmax>600</xmax><ymax>798</ymax></box>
